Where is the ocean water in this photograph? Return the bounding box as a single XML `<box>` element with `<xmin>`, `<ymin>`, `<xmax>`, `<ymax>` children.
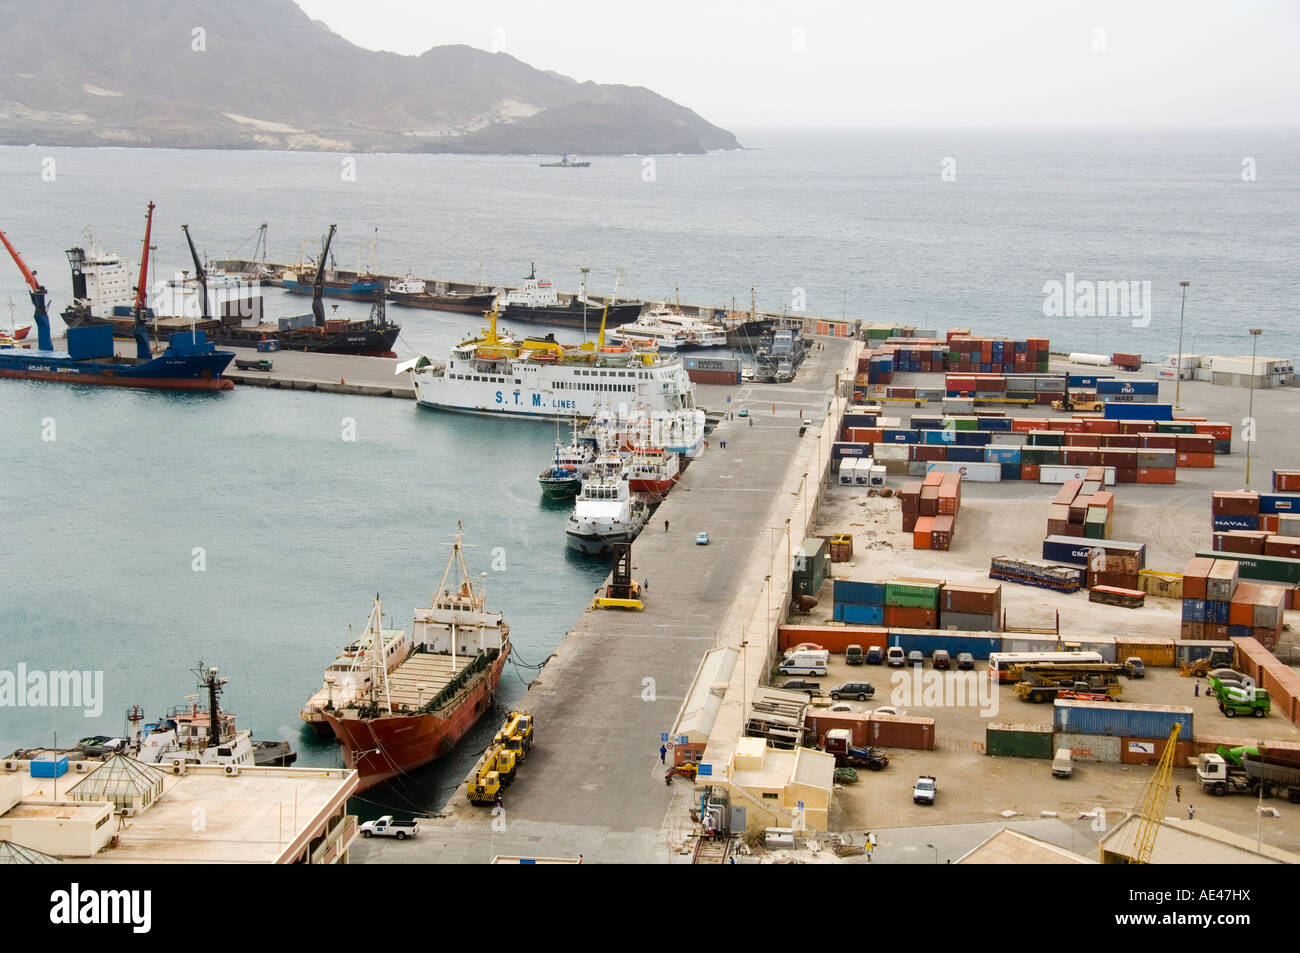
<box><xmin>1</xmin><ymin>128</ymin><xmax>1297</xmax><ymax>812</ymax></box>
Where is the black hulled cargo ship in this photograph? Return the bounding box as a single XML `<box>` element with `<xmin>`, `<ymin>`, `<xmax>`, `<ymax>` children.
<box><xmin>497</xmin><ymin>264</ymin><xmax>642</xmax><ymax>330</ymax></box>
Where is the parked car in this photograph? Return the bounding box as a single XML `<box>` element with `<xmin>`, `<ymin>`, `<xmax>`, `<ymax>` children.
<box><xmin>830</xmin><ymin>681</ymin><xmax>875</xmax><ymax>702</ymax></box>
<box><xmin>845</xmin><ymin>644</ymin><xmax>864</xmax><ymax>666</ymax></box>
<box><xmin>779</xmin><ymin>680</ymin><xmax>823</xmax><ymax>695</ymax></box>
<box><xmin>907</xmin><ymin>650</ymin><xmax>924</xmax><ymax>667</ymax></box>
<box><xmin>886</xmin><ymin>646</ymin><xmax>906</xmax><ymax>667</ymax></box>
<box><xmin>828</xmin><ymin>704</ymin><xmax>856</xmax><ymax>712</ymax></box>
<box><xmin>932</xmin><ymin>649</ymin><xmax>951</xmax><ymax>670</ymax></box>
<box><xmin>696</xmin><ymin>532</ymin><xmax>709</xmax><ymax>545</ymax></box>
<box><xmin>866</xmin><ymin>646</ymin><xmax>884</xmax><ymax>665</ymax></box>
<box><xmin>956</xmin><ymin>652</ymin><xmax>975</xmax><ymax>671</ymax></box>
<box><xmin>789</xmin><ymin>642</ymin><xmax>825</xmax><ymax>653</ymax></box>
<box><xmin>873</xmin><ymin>706</ymin><xmax>905</xmax><ymax>717</ymax></box>
<box><xmin>1125</xmin><ymin>656</ymin><xmax>1146</xmax><ymax>679</ymax></box>
<box><xmin>359</xmin><ymin>815</ymin><xmax>420</xmax><ymax>839</ymax></box>
<box><xmin>913</xmin><ymin>775</ymin><xmax>938</xmax><ymax>805</ymax></box>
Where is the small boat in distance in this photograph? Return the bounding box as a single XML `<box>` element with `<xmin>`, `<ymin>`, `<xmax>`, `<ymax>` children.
<box><xmin>540</xmin><ymin>155</ymin><xmax>591</xmax><ymax>168</ymax></box>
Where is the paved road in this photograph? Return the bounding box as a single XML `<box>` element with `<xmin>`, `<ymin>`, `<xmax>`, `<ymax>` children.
<box><xmin>355</xmin><ymin>340</ymin><xmax>854</xmax><ymax>864</ymax></box>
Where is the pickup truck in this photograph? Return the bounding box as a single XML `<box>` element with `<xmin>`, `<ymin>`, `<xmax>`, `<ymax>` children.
<box><xmin>913</xmin><ymin>775</ymin><xmax>937</xmax><ymax>805</ymax></box>
<box><xmin>359</xmin><ymin>815</ymin><xmax>419</xmax><ymax>840</ymax></box>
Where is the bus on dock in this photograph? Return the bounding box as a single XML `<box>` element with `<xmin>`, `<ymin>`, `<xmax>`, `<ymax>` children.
<box><xmin>988</xmin><ymin>650</ymin><xmax>1104</xmax><ymax>683</ymax></box>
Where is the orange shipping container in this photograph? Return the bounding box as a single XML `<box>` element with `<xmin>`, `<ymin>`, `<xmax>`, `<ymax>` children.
<box><xmin>913</xmin><ymin>515</ymin><xmax>935</xmax><ymax>550</ymax></box>
<box><xmin>1176</xmin><ymin>452</ymin><xmax>1216</xmax><ymax>468</ymax></box>
<box><xmin>1021</xmin><ymin>464</ymin><xmax>1040</xmax><ymax>481</ymax></box>
<box><xmin>778</xmin><ymin>624</ymin><xmax>888</xmax><ymax>654</ymax></box>
<box><xmin>1137</xmin><ymin>468</ymin><xmax>1176</xmax><ymax>484</ymax></box>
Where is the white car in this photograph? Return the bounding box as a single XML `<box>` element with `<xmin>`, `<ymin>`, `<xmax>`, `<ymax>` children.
<box><xmin>872</xmin><ymin>706</ymin><xmax>905</xmax><ymax>717</ymax></box>
<box><xmin>913</xmin><ymin>776</ymin><xmax>937</xmax><ymax>805</ymax></box>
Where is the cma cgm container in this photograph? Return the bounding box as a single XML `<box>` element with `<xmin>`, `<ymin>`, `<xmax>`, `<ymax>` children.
<box><xmin>986</xmin><ymin>723</ymin><xmax>1054</xmax><ymax>759</ymax></box>
<box><xmin>1053</xmin><ymin>700</ymin><xmax>1194</xmax><ymax>741</ymax></box>
<box><xmin>1042</xmin><ymin>536</ymin><xmax>1145</xmax><ymax>569</ymax></box>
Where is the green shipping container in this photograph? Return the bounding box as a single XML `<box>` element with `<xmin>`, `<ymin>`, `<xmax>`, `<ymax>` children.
<box><xmin>1037</xmin><ymin>359</ymin><xmax>1050</xmax><ymax>372</ymax></box>
<box><xmin>1156</xmin><ymin>422</ymin><xmax>1195</xmax><ymax>434</ymax></box>
<box><xmin>1084</xmin><ymin>508</ymin><xmax>1109</xmax><ymax>539</ymax></box>
<box><xmin>986</xmin><ymin>723</ymin><xmax>1055</xmax><ymax>759</ymax></box>
<box><xmin>1194</xmin><ymin>551</ymin><xmax>1300</xmax><ymax>585</ymax></box>
<box><xmin>884</xmin><ymin>581</ymin><xmax>941</xmax><ymax>608</ymax></box>
<box><xmin>950</xmin><ymin>416</ymin><xmax>978</xmax><ymax>431</ymax></box>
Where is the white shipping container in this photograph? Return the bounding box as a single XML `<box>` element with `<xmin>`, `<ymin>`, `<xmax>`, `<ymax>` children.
<box><xmin>854</xmin><ymin>458</ymin><xmax>874</xmax><ymax>485</ymax></box>
<box><xmin>1279</xmin><ymin>515</ymin><xmax>1300</xmax><ymax>536</ymax></box>
<box><xmin>872</xmin><ymin>443</ymin><xmax>909</xmax><ymax>461</ymax></box>
<box><xmin>1039</xmin><ymin>465</ymin><xmax>1116</xmax><ymax>485</ymax></box>
<box><xmin>1001</xmin><ymin>636</ymin><xmax>1061</xmax><ymax>653</ymax></box>
<box><xmin>924</xmin><ymin>461</ymin><xmax>1002</xmax><ymax>482</ymax></box>
<box><xmin>839</xmin><ymin>458</ymin><xmax>859</xmax><ymax>485</ymax></box>
<box><xmin>1163</xmin><ymin>354</ymin><xmax>1202</xmax><ymax>369</ymax></box>
<box><xmin>1194</xmin><ymin>368</ymin><xmax>1213</xmax><ymax>382</ymax></box>
<box><xmin>869</xmin><ymin>465</ymin><xmax>887</xmax><ymax>487</ymax></box>
<box><xmin>1073</xmin><ymin>640</ymin><xmax>1118</xmax><ymax>663</ymax></box>
<box><xmin>1053</xmin><ymin>732</ymin><xmax>1121</xmax><ymax>763</ymax></box>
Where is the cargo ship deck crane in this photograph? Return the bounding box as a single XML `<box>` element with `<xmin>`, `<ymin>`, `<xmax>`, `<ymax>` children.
<box><xmin>181</xmin><ymin>224</ymin><xmax>210</xmax><ymax>323</ymax></box>
<box><xmin>0</xmin><ymin>226</ymin><xmax>54</xmax><ymax>352</ymax></box>
<box><xmin>129</xmin><ymin>202</ymin><xmax>156</xmax><ymax>360</ymax></box>
<box><xmin>312</xmin><ymin>224</ymin><xmax>337</xmax><ymax>328</ymax></box>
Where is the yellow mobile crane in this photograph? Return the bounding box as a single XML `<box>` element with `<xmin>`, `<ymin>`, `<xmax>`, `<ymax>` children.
<box><xmin>1121</xmin><ymin>723</ymin><xmax>1181</xmax><ymax>864</ymax></box>
<box><xmin>494</xmin><ymin>710</ymin><xmax>535</xmax><ymax>764</ymax></box>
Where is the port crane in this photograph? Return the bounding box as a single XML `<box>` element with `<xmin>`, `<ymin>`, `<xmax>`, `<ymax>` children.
<box><xmin>181</xmin><ymin>224</ymin><xmax>210</xmax><ymax>323</ymax></box>
<box><xmin>127</xmin><ymin>202</ymin><xmax>157</xmax><ymax>360</ymax></box>
<box><xmin>312</xmin><ymin>225</ymin><xmax>337</xmax><ymax>328</ymax></box>
<box><xmin>1123</xmin><ymin>723</ymin><xmax>1181</xmax><ymax>863</ymax></box>
<box><xmin>0</xmin><ymin>226</ymin><xmax>54</xmax><ymax>352</ymax></box>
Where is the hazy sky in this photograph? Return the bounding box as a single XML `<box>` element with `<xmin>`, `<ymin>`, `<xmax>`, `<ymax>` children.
<box><xmin>293</xmin><ymin>0</ymin><xmax>1300</xmax><ymax>129</ymax></box>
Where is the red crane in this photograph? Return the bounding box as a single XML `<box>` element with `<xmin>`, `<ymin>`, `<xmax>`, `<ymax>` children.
<box><xmin>128</xmin><ymin>201</ymin><xmax>156</xmax><ymax>359</ymax></box>
<box><xmin>0</xmin><ymin>225</ymin><xmax>53</xmax><ymax>351</ymax></box>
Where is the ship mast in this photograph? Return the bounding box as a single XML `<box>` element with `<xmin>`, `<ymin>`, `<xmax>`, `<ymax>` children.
<box><xmin>312</xmin><ymin>225</ymin><xmax>337</xmax><ymax>328</ymax></box>
<box><xmin>366</xmin><ymin>596</ymin><xmax>393</xmax><ymax>715</ymax></box>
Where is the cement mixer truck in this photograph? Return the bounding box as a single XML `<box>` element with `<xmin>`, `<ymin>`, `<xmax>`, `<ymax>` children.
<box><xmin>1208</xmin><ymin>673</ymin><xmax>1270</xmax><ymax>718</ymax></box>
<box><xmin>1197</xmin><ymin>745</ymin><xmax>1300</xmax><ymax>802</ymax></box>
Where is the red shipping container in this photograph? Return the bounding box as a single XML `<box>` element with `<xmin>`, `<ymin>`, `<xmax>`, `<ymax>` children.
<box><xmin>1214</xmin><ymin>532</ymin><xmax>1266</xmax><ymax>555</ymax></box>
<box><xmin>1180</xmin><ymin>621</ymin><xmax>1205</xmax><ymax>640</ymax></box>
<box><xmin>1137</xmin><ymin>468</ymin><xmax>1176</xmax><ymax>485</ymax></box>
<box><xmin>1020</xmin><ymin>464</ymin><xmax>1039</xmax><ymax>481</ymax></box>
<box><xmin>884</xmin><ymin>605</ymin><xmax>938</xmax><ymax>628</ymax></box>
<box><xmin>1195</xmin><ymin>421</ymin><xmax>1233</xmax><ymax>441</ymax></box>
<box><xmin>920</xmin><ymin>487</ymin><xmax>939</xmax><ymax>516</ymax></box>
<box><xmin>1275</xmin><ymin>469</ymin><xmax>1300</xmax><ymax>492</ymax></box>
<box><xmin>1264</xmin><ymin>536</ymin><xmax>1300</xmax><ymax>559</ymax></box>
<box><xmin>865</xmin><ymin>714</ymin><xmax>936</xmax><ymax>750</ymax></box>
<box><xmin>913</xmin><ymin>515</ymin><xmax>935</xmax><ymax>550</ymax></box>
<box><xmin>1177</xmin><ymin>452</ymin><xmax>1216</xmax><ymax>468</ymax></box>
<box><xmin>1141</xmin><ymin>434</ymin><xmax>1178</xmax><ymax>450</ymax></box>
<box><xmin>1182</xmin><ymin>557</ymin><xmax>1214</xmax><ymax>600</ymax></box>
<box><xmin>931</xmin><ymin>514</ymin><xmax>954</xmax><ymax>550</ymax></box>
<box><xmin>1252</xmin><ymin>626</ymin><xmax>1280</xmax><ymax>650</ymax></box>
<box><xmin>1114</xmin><ymin>468</ymin><xmax>1138</xmax><ymax>484</ymax></box>
<box><xmin>913</xmin><ymin>445</ymin><xmax>947</xmax><ymax>462</ymax></box>
<box><xmin>1066</xmin><ymin>433</ymin><xmax>1102</xmax><ymax>448</ymax></box>
<box><xmin>1176</xmin><ymin>434</ymin><xmax>1215</xmax><ymax>454</ymax></box>
<box><xmin>1090</xmin><ymin>491</ymin><xmax>1115</xmax><ymax>515</ymax></box>
<box><xmin>900</xmin><ymin>481</ymin><xmax>922</xmax><ymax>509</ymax></box>
<box><xmin>1207</xmin><ymin>624</ymin><xmax>1229</xmax><ymax>640</ymax></box>
<box><xmin>1261</xmin><ymin>516</ymin><xmax>1280</xmax><ymax>534</ymax></box>
<box><xmin>1084</xmin><ymin>418</ymin><xmax>1120</xmax><ymax>434</ymax></box>
<box><xmin>1213</xmin><ymin>491</ymin><xmax>1260</xmax><ymax>516</ymax></box>
<box><xmin>923</xmin><ymin>472</ymin><xmax>944</xmax><ymax>487</ymax></box>
<box><xmin>1053</xmin><ymin>481</ymin><xmax>1082</xmax><ymax>506</ymax></box>
<box><xmin>1105</xmin><ymin>434</ymin><xmax>1141</xmax><ymax>449</ymax></box>
<box><xmin>902</xmin><ymin>512</ymin><xmax>918</xmax><ymax>533</ymax></box>
<box><xmin>939</xmin><ymin>583</ymin><xmax>1001</xmax><ymax>615</ymax></box>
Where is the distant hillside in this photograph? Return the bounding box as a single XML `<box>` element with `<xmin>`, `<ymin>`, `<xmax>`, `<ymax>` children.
<box><xmin>0</xmin><ymin>0</ymin><xmax>738</xmax><ymax>154</ymax></box>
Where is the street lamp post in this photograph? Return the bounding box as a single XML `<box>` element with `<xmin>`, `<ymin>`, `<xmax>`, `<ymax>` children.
<box><xmin>1245</xmin><ymin>328</ymin><xmax>1262</xmax><ymax>488</ymax></box>
<box><xmin>925</xmin><ymin>842</ymin><xmax>939</xmax><ymax>864</ymax></box>
<box><xmin>801</xmin><ymin>472</ymin><xmax>809</xmax><ymax>530</ymax></box>
<box><xmin>1175</xmin><ymin>281</ymin><xmax>1189</xmax><ymax>410</ymax></box>
<box><xmin>764</xmin><ymin>575</ymin><xmax>771</xmax><ymax>624</ymax></box>
<box><xmin>740</xmin><ymin>638</ymin><xmax>750</xmax><ymax>712</ymax></box>
<box><xmin>785</xmin><ymin>518</ymin><xmax>792</xmax><ymax>584</ymax></box>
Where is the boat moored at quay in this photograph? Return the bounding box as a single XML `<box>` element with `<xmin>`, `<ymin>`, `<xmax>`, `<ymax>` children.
<box><xmin>323</xmin><ymin>528</ymin><xmax>510</xmax><ymax>793</ymax></box>
<box><xmin>403</xmin><ymin>302</ymin><xmax>699</xmax><ymax>422</ymax></box>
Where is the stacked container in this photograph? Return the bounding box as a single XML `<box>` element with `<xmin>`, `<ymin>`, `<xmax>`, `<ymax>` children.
<box><xmin>937</xmin><ymin>582</ymin><xmax>1002</xmax><ymax>631</ymax></box>
<box><xmin>832</xmin><ymin>579</ymin><xmax>885</xmax><ymax>625</ymax></box>
<box><xmin>883</xmin><ymin>578</ymin><xmax>941</xmax><ymax>629</ymax></box>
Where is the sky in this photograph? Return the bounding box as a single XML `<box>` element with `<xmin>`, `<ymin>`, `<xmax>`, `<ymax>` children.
<box><xmin>291</xmin><ymin>0</ymin><xmax>1300</xmax><ymax>129</ymax></box>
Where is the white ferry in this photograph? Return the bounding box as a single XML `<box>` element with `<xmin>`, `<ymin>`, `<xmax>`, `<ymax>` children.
<box><xmin>401</xmin><ymin>308</ymin><xmax>699</xmax><ymax>421</ymax></box>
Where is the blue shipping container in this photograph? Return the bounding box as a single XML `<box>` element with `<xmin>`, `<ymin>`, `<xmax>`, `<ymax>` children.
<box><xmin>843</xmin><ymin>413</ymin><xmax>879</xmax><ymax>430</ymax></box>
<box><xmin>832</xmin><ymin>442</ymin><xmax>873</xmax><ymax>458</ymax></box>
<box><xmin>833</xmin><ymin>580</ymin><xmax>885</xmax><ymax>606</ymax></box>
<box><xmin>66</xmin><ymin>324</ymin><xmax>116</xmax><ymax>361</ymax></box>
<box><xmin>1181</xmin><ymin>599</ymin><xmax>1205</xmax><ymax>622</ymax></box>
<box><xmin>1213</xmin><ymin>514</ymin><xmax>1260</xmax><ymax>531</ymax></box>
<box><xmin>1054</xmin><ymin>700</ymin><xmax>1194</xmax><ymax>740</ymax></box>
<box><xmin>982</xmin><ymin>418</ymin><xmax>1013</xmax><ymax>432</ymax></box>
<box><xmin>946</xmin><ymin>446</ymin><xmax>984</xmax><ymax>462</ymax></box>
<box><xmin>1001</xmin><ymin>461</ymin><xmax>1021</xmax><ymax>480</ymax></box>
<box><xmin>1098</xmin><ymin>379</ymin><xmax>1160</xmax><ymax>396</ymax></box>
<box><xmin>842</xmin><ymin>604</ymin><xmax>885</xmax><ymax>625</ymax></box>
<box><xmin>882</xmin><ymin>429</ymin><xmax>918</xmax><ymax>444</ymax></box>
<box><xmin>1042</xmin><ymin>538</ymin><xmax>1099</xmax><ymax>566</ymax></box>
<box><xmin>1258</xmin><ymin>494</ymin><xmax>1300</xmax><ymax>515</ymax></box>
<box><xmin>985</xmin><ymin>447</ymin><xmax>1022</xmax><ymax>464</ymax></box>
<box><xmin>1104</xmin><ymin>402</ymin><xmax>1173</xmax><ymax>420</ymax></box>
<box><xmin>1229</xmin><ymin>625</ymin><xmax>1252</xmax><ymax>640</ymax></box>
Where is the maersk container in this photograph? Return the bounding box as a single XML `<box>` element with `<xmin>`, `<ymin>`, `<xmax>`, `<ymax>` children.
<box><xmin>1053</xmin><ymin>700</ymin><xmax>1194</xmax><ymax>741</ymax></box>
<box><xmin>986</xmin><ymin>724</ymin><xmax>1055</xmax><ymax>759</ymax></box>
<box><xmin>1104</xmin><ymin>402</ymin><xmax>1173</xmax><ymax>421</ymax></box>
<box><xmin>1053</xmin><ymin>732</ymin><xmax>1121</xmax><ymax>763</ymax></box>
<box><xmin>1258</xmin><ymin>494</ymin><xmax>1300</xmax><ymax>515</ymax></box>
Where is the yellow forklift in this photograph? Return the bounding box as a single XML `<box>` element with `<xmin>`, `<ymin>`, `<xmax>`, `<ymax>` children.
<box><xmin>592</xmin><ymin>543</ymin><xmax>644</xmax><ymax>610</ymax></box>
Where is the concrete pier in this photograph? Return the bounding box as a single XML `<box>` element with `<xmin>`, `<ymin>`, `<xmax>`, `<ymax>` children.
<box><xmin>221</xmin><ymin>346</ymin><xmax>415</xmax><ymax>398</ymax></box>
<box><xmin>353</xmin><ymin>338</ymin><xmax>856</xmax><ymax>864</ymax></box>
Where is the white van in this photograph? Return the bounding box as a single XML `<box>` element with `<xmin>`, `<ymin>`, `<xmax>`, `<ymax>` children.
<box><xmin>1052</xmin><ymin>747</ymin><xmax>1074</xmax><ymax>779</ymax></box>
<box><xmin>779</xmin><ymin>649</ymin><xmax>830</xmax><ymax>676</ymax></box>
<box><xmin>886</xmin><ymin>646</ymin><xmax>906</xmax><ymax>667</ymax></box>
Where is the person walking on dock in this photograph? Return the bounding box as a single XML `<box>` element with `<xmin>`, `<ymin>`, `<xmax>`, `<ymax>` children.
<box><xmin>1194</xmin><ymin>680</ymin><xmax>1199</xmax><ymax>697</ymax></box>
<box><xmin>720</xmin><ymin>438</ymin><xmax>726</xmax><ymax>449</ymax></box>
<box><xmin>643</xmin><ymin>578</ymin><xmax>649</xmax><ymax>592</ymax></box>
<box><xmin>1188</xmin><ymin>804</ymin><xmax>1195</xmax><ymax>821</ymax></box>
<box><xmin>660</xmin><ymin>744</ymin><xmax>667</xmax><ymax>764</ymax></box>
<box><xmin>749</xmin><ymin>416</ymin><xmax>753</xmax><ymax>427</ymax></box>
<box><xmin>664</xmin><ymin>519</ymin><xmax>670</xmax><ymax>533</ymax></box>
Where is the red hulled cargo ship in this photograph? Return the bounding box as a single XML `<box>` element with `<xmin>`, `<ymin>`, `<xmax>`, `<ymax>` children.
<box><xmin>324</xmin><ymin>526</ymin><xmax>510</xmax><ymax>793</ymax></box>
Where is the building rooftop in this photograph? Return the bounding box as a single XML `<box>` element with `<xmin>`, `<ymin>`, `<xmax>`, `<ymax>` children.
<box><xmin>957</xmin><ymin>828</ymin><xmax>1095</xmax><ymax>864</ymax></box>
<box><xmin>672</xmin><ymin>647</ymin><xmax>738</xmax><ymax>743</ymax></box>
<box><xmin>1100</xmin><ymin>814</ymin><xmax>1300</xmax><ymax>865</ymax></box>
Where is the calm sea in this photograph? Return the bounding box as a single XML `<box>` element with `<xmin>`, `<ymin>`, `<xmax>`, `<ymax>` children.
<box><xmin>1</xmin><ymin>128</ymin><xmax>1296</xmax><ymax>812</ymax></box>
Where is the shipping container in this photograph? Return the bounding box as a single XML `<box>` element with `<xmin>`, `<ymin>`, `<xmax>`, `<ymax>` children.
<box><xmin>1053</xmin><ymin>732</ymin><xmax>1121</xmax><ymax>763</ymax></box>
<box><xmin>1173</xmin><ymin>640</ymin><xmax>1235</xmax><ymax>665</ymax></box>
<box><xmin>884</xmin><ymin>581</ymin><xmax>942</xmax><ymax>608</ymax></box>
<box><xmin>937</xmin><ymin>611</ymin><xmax>1000</xmax><ymax>632</ymax></box>
<box><xmin>924</xmin><ymin>461</ymin><xmax>1002</xmax><ymax>482</ymax></box>
<box><xmin>1197</xmin><ymin>551</ymin><xmax>1300</xmax><ymax>586</ymax></box>
<box><xmin>1053</xmin><ymin>700</ymin><xmax>1194</xmax><ymax>741</ymax></box>
<box><xmin>834</xmin><ymin>603</ymin><xmax>886</xmax><ymax>625</ymax></box>
<box><xmin>1120</xmin><ymin>737</ymin><xmax>1193</xmax><ymax>766</ymax></box>
<box><xmin>1113</xmin><ymin>638</ymin><xmax>1177</xmax><ymax>668</ymax></box>
<box><xmin>866</xmin><ymin>714</ymin><xmax>936</xmax><ymax>750</ymax></box>
<box><xmin>1206</xmin><ymin>560</ymin><xmax>1240</xmax><ymax>601</ymax></box>
<box><xmin>778</xmin><ymin>624</ymin><xmax>889</xmax><ymax>654</ymax></box>
<box><xmin>1137</xmin><ymin>570</ymin><xmax>1183</xmax><ymax>600</ymax></box>
<box><xmin>1212</xmin><ymin>491</ymin><xmax>1260</xmax><ymax>516</ymax></box>
<box><xmin>884</xmin><ymin>605</ymin><xmax>938</xmax><ymax>628</ymax></box>
<box><xmin>986</xmin><ymin>724</ymin><xmax>1054</xmax><ymax>759</ymax></box>
<box><xmin>938</xmin><ymin>583</ymin><xmax>1001</xmax><ymax>616</ymax></box>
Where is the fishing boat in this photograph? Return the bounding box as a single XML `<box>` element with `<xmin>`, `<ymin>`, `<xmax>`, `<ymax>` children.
<box><xmin>299</xmin><ymin>604</ymin><xmax>414</xmax><ymax>739</ymax></box>
<box><xmin>537</xmin><ymin>426</ymin><xmax>597</xmax><ymax>499</ymax></box>
<box><xmin>0</xmin><ymin>207</ymin><xmax>236</xmax><ymax>391</ymax></box>
<box><xmin>324</xmin><ymin>526</ymin><xmax>511</xmax><ymax>793</ymax></box>
<box><xmin>387</xmin><ymin>275</ymin><xmax>498</xmax><ymax>314</ymax></box>
<box><xmin>403</xmin><ymin>283</ymin><xmax>698</xmax><ymax>421</ymax></box>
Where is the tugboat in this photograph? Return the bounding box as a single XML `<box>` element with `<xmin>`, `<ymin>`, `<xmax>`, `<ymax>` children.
<box><xmin>565</xmin><ymin>445</ymin><xmax>651</xmax><ymax>555</ymax></box>
<box><xmin>496</xmin><ymin>264</ymin><xmax>642</xmax><ymax>330</ymax></box>
<box><xmin>539</xmin><ymin>155</ymin><xmax>591</xmax><ymax>168</ymax></box>
<box><xmin>324</xmin><ymin>524</ymin><xmax>511</xmax><ymax>793</ymax></box>
<box><xmin>538</xmin><ymin>439</ymin><xmax>596</xmax><ymax>499</ymax></box>
<box><xmin>0</xmin><ymin>206</ymin><xmax>236</xmax><ymax>391</ymax></box>
<box><xmin>387</xmin><ymin>275</ymin><xmax>498</xmax><ymax>314</ymax></box>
